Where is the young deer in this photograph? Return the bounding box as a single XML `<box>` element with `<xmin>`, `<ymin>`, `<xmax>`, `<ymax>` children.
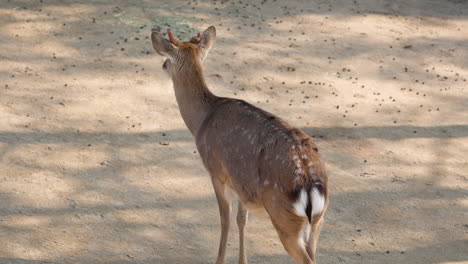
<box><xmin>151</xmin><ymin>26</ymin><xmax>328</xmax><ymax>264</ymax></box>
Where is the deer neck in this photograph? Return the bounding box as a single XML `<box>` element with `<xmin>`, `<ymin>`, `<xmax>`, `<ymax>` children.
<box><xmin>171</xmin><ymin>62</ymin><xmax>217</xmax><ymax>136</ymax></box>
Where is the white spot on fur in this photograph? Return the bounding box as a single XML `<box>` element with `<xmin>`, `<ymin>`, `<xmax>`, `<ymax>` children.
<box><xmin>302</xmin><ymin>154</ymin><xmax>308</xmax><ymax>159</ymax></box>
<box><xmin>263</xmin><ymin>180</ymin><xmax>269</xmax><ymax>186</ymax></box>
<box><xmin>309</xmin><ymin>169</ymin><xmax>316</xmax><ymax>175</ymax></box>
<box><xmin>293</xmin><ymin>189</ymin><xmax>307</xmax><ymax>217</ymax></box>
<box><xmin>308</xmin><ymin>161</ymin><xmax>314</xmax><ymax>166</ymax></box>
<box><xmin>311</xmin><ymin>187</ymin><xmax>325</xmax><ymax>216</ymax></box>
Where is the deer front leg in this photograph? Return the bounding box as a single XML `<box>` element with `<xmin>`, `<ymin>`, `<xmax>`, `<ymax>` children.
<box><xmin>237</xmin><ymin>200</ymin><xmax>248</xmax><ymax>264</ymax></box>
<box><xmin>212</xmin><ymin>177</ymin><xmax>232</xmax><ymax>264</ymax></box>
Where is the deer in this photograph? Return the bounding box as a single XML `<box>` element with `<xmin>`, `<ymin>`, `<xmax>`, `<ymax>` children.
<box><xmin>151</xmin><ymin>26</ymin><xmax>329</xmax><ymax>264</ymax></box>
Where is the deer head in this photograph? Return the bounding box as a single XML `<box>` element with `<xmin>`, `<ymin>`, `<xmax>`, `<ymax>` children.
<box><xmin>151</xmin><ymin>26</ymin><xmax>216</xmax><ymax>78</ymax></box>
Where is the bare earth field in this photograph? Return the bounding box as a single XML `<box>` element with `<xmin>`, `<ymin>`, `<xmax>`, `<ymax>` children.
<box><xmin>1</xmin><ymin>0</ymin><xmax>467</xmax><ymax>263</ymax></box>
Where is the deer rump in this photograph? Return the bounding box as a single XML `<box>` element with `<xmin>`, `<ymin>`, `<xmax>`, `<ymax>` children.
<box><xmin>195</xmin><ymin>98</ymin><xmax>327</xmax><ymax>222</ymax></box>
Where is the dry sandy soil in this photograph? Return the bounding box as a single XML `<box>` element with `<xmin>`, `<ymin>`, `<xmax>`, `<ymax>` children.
<box><xmin>1</xmin><ymin>0</ymin><xmax>467</xmax><ymax>263</ymax></box>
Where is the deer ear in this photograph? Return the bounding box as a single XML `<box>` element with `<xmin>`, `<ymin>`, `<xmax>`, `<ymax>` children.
<box><xmin>199</xmin><ymin>26</ymin><xmax>216</xmax><ymax>58</ymax></box>
<box><xmin>151</xmin><ymin>30</ymin><xmax>177</xmax><ymax>57</ymax></box>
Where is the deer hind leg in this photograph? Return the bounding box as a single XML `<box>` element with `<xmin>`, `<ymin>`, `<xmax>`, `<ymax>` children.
<box><xmin>237</xmin><ymin>200</ymin><xmax>248</xmax><ymax>264</ymax></box>
<box><xmin>266</xmin><ymin>206</ymin><xmax>314</xmax><ymax>264</ymax></box>
<box><xmin>211</xmin><ymin>177</ymin><xmax>232</xmax><ymax>264</ymax></box>
<box><xmin>306</xmin><ymin>216</ymin><xmax>324</xmax><ymax>262</ymax></box>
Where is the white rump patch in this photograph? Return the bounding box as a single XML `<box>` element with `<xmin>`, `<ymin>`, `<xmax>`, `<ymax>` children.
<box><xmin>311</xmin><ymin>187</ymin><xmax>325</xmax><ymax>216</ymax></box>
<box><xmin>292</xmin><ymin>189</ymin><xmax>307</xmax><ymax>217</ymax></box>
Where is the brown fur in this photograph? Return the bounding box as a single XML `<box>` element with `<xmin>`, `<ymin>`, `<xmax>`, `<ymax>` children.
<box><xmin>151</xmin><ymin>26</ymin><xmax>329</xmax><ymax>264</ymax></box>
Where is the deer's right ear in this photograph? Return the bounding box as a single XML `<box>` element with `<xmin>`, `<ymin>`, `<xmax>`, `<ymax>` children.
<box><xmin>151</xmin><ymin>31</ymin><xmax>177</xmax><ymax>58</ymax></box>
<box><xmin>199</xmin><ymin>26</ymin><xmax>216</xmax><ymax>59</ymax></box>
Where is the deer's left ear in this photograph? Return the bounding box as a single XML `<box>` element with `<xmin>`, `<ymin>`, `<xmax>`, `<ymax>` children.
<box><xmin>151</xmin><ymin>30</ymin><xmax>177</xmax><ymax>58</ymax></box>
<box><xmin>199</xmin><ymin>26</ymin><xmax>216</xmax><ymax>59</ymax></box>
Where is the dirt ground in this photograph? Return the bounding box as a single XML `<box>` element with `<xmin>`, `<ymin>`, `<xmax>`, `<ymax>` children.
<box><xmin>0</xmin><ymin>0</ymin><xmax>467</xmax><ymax>263</ymax></box>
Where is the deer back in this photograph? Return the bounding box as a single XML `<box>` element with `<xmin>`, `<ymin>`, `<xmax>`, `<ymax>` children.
<box><xmin>195</xmin><ymin>98</ymin><xmax>328</xmax><ymax>210</ymax></box>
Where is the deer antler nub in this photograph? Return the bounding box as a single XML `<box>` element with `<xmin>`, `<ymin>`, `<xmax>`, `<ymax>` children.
<box><xmin>167</xmin><ymin>29</ymin><xmax>179</xmax><ymax>45</ymax></box>
<box><xmin>190</xmin><ymin>33</ymin><xmax>202</xmax><ymax>44</ymax></box>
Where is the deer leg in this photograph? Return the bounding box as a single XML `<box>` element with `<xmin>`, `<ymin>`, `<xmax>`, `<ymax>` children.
<box><xmin>266</xmin><ymin>207</ymin><xmax>313</xmax><ymax>264</ymax></box>
<box><xmin>212</xmin><ymin>177</ymin><xmax>232</xmax><ymax>264</ymax></box>
<box><xmin>275</xmin><ymin>227</ymin><xmax>314</xmax><ymax>264</ymax></box>
<box><xmin>237</xmin><ymin>200</ymin><xmax>248</xmax><ymax>264</ymax></box>
<box><xmin>306</xmin><ymin>216</ymin><xmax>324</xmax><ymax>262</ymax></box>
